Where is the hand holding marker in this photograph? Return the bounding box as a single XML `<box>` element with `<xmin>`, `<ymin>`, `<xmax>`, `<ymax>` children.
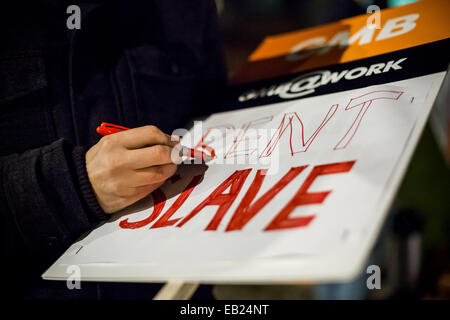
<box><xmin>96</xmin><ymin>122</ymin><xmax>215</xmax><ymax>162</ymax></box>
<box><xmin>86</xmin><ymin>122</ymin><xmax>215</xmax><ymax>214</ymax></box>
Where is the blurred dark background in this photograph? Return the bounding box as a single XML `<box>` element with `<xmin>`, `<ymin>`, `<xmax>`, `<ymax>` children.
<box><xmin>211</xmin><ymin>0</ymin><xmax>450</xmax><ymax>299</ymax></box>
<box><xmin>218</xmin><ymin>0</ymin><xmax>386</xmax><ymax>77</ymax></box>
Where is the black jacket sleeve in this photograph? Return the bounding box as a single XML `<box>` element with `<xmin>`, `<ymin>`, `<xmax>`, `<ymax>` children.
<box><xmin>0</xmin><ymin>139</ymin><xmax>107</xmax><ymax>264</ymax></box>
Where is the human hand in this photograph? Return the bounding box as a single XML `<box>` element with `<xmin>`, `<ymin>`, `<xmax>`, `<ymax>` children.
<box><xmin>86</xmin><ymin>125</ymin><xmax>180</xmax><ymax>213</ymax></box>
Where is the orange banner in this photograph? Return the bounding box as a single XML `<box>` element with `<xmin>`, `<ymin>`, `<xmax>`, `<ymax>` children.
<box><xmin>233</xmin><ymin>0</ymin><xmax>450</xmax><ymax>84</ymax></box>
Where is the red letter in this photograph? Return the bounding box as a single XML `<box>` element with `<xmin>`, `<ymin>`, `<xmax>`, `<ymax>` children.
<box><xmin>265</xmin><ymin>160</ymin><xmax>355</xmax><ymax>231</ymax></box>
<box><xmin>193</xmin><ymin>125</ymin><xmax>233</xmax><ymax>159</ymax></box>
<box><xmin>119</xmin><ymin>189</ymin><xmax>166</xmax><ymax>229</ymax></box>
<box><xmin>334</xmin><ymin>90</ymin><xmax>403</xmax><ymax>150</ymax></box>
<box><xmin>176</xmin><ymin>169</ymin><xmax>252</xmax><ymax>230</ymax></box>
<box><xmin>225</xmin><ymin>166</ymin><xmax>308</xmax><ymax>231</ymax></box>
<box><xmin>224</xmin><ymin>116</ymin><xmax>273</xmax><ymax>158</ymax></box>
<box><xmin>260</xmin><ymin>107</ymin><xmax>337</xmax><ymax>157</ymax></box>
<box><xmin>151</xmin><ymin>175</ymin><xmax>203</xmax><ymax>228</ymax></box>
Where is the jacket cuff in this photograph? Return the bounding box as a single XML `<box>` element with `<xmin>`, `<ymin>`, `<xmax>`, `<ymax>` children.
<box><xmin>72</xmin><ymin>146</ymin><xmax>108</xmax><ymax>223</ymax></box>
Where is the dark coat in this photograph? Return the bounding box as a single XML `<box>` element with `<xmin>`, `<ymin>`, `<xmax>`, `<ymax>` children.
<box><xmin>0</xmin><ymin>0</ymin><xmax>226</xmax><ymax>299</ymax></box>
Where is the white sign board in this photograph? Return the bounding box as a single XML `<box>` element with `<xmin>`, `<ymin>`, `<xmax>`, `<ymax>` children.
<box><xmin>43</xmin><ymin>72</ymin><xmax>446</xmax><ymax>283</ymax></box>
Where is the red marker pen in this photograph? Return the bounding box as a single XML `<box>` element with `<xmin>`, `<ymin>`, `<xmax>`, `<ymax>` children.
<box><xmin>96</xmin><ymin>122</ymin><xmax>215</xmax><ymax>161</ymax></box>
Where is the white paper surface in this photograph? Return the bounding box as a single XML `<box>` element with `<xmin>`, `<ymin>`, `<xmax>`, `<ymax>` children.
<box><xmin>43</xmin><ymin>72</ymin><xmax>446</xmax><ymax>283</ymax></box>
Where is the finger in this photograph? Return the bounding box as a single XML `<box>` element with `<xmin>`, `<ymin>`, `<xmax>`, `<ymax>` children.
<box><xmin>116</xmin><ymin>125</ymin><xmax>179</xmax><ymax>149</ymax></box>
<box><xmin>130</xmin><ymin>163</ymin><xmax>178</xmax><ymax>187</ymax></box>
<box><xmin>127</xmin><ymin>145</ymin><xmax>181</xmax><ymax>169</ymax></box>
